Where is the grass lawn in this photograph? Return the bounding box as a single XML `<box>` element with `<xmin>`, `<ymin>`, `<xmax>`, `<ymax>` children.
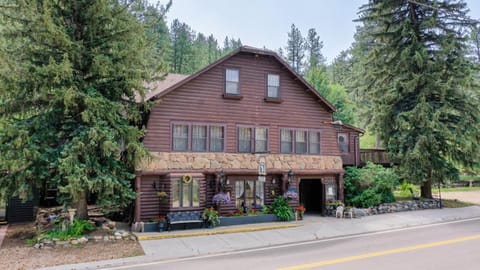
<box><xmin>440</xmin><ymin>187</ymin><xmax>480</xmax><ymax>192</ymax></box>
<box><xmin>440</xmin><ymin>199</ymin><xmax>475</xmax><ymax>208</ymax></box>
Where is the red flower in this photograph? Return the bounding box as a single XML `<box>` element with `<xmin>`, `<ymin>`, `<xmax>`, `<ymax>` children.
<box><xmin>296</xmin><ymin>205</ymin><xmax>306</xmax><ymax>212</ymax></box>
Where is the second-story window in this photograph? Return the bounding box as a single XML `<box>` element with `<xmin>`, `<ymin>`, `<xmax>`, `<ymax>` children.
<box><xmin>192</xmin><ymin>125</ymin><xmax>207</xmax><ymax>152</ymax></box>
<box><xmin>295</xmin><ymin>130</ymin><xmax>307</xmax><ymax>154</ymax></box>
<box><xmin>210</xmin><ymin>126</ymin><xmax>224</xmax><ymax>152</ymax></box>
<box><xmin>238</xmin><ymin>127</ymin><xmax>269</xmax><ymax>153</ymax></box>
<box><xmin>225</xmin><ymin>69</ymin><xmax>240</xmax><ymax>95</ymax></box>
<box><xmin>280</xmin><ymin>129</ymin><xmax>293</xmax><ymax>153</ymax></box>
<box><xmin>173</xmin><ymin>124</ymin><xmax>188</xmax><ymax>151</ymax></box>
<box><xmin>309</xmin><ymin>132</ymin><xmax>320</xmax><ymax>154</ymax></box>
<box><xmin>238</xmin><ymin>127</ymin><xmax>252</xmax><ymax>153</ymax></box>
<box><xmin>338</xmin><ymin>133</ymin><xmax>349</xmax><ymax>153</ymax></box>
<box><xmin>255</xmin><ymin>128</ymin><xmax>268</xmax><ymax>153</ymax></box>
<box><xmin>281</xmin><ymin>128</ymin><xmax>321</xmax><ymax>154</ymax></box>
<box><xmin>172</xmin><ymin>123</ymin><xmax>224</xmax><ymax>152</ymax></box>
<box><xmin>267</xmin><ymin>74</ymin><xmax>280</xmax><ymax>98</ymax></box>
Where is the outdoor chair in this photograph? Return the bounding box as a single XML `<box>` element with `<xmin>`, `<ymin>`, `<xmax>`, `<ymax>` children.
<box><xmin>343</xmin><ymin>207</ymin><xmax>353</xmax><ymax>219</ymax></box>
<box><xmin>335</xmin><ymin>206</ymin><xmax>344</xmax><ymax>218</ymax></box>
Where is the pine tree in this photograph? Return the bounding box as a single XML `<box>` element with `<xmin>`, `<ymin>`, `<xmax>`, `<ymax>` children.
<box><xmin>207</xmin><ymin>34</ymin><xmax>219</xmax><ymax>64</ymax></box>
<box><xmin>357</xmin><ymin>0</ymin><xmax>480</xmax><ymax>198</ymax></box>
<box><xmin>0</xmin><ymin>0</ymin><xmax>158</xmax><ymax>219</ymax></box>
<box><xmin>170</xmin><ymin>19</ymin><xmax>194</xmax><ymax>74</ymax></box>
<box><xmin>286</xmin><ymin>24</ymin><xmax>305</xmax><ymax>74</ymax></box>
<box><xmin>305</xmin><ymin>28</ymin><xmax>326</xmax><ymax>70</ymax></box>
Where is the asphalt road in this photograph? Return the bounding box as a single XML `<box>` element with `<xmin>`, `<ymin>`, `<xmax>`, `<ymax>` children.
<box><xmin>105</xmin><ymin>219</ymin><xmax>480</xmax><ymax>270</ymax></box>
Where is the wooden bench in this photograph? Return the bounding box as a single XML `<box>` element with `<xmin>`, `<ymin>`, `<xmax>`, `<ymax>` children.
<box><xmin>166</xmin><ymin>211</ymin><xmax>204</xmax><ymax>231</ymax></box>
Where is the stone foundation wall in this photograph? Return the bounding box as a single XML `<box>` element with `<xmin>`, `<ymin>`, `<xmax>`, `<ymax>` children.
<box><xmin>138</xmin><ymin>152</ymin><xmax>343</xmax><ymax>171</ymax></box>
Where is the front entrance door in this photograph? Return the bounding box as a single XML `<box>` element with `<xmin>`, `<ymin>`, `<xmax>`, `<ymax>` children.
<box><xmin>299</xmin><ymin>179</ymin><xmax>323</xmax><ymax>213</ymax></box>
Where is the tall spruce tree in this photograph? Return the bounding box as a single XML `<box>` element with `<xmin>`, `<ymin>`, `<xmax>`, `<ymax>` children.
<box><xmin>0</xmin><ymin>0</ymin><xmax>157</xmax><ymax>219</ymax></box>
<box><xmin>286</xmin><ymin>24</ymin><xmax>305</xmax><ymax>74</ymax></box>
<box><xmin>358</xmin><ymin>0</ymin><xmax>480</xmax><ymax>198</ymax></box>
<box><xmin>305</xmin><ymin>28</ymin><xmax>326</xmax><ymax>70</ymax></box>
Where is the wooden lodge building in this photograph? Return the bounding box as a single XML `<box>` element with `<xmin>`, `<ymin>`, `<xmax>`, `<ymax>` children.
<box><xmin>134</xmin><ymin>46</ymin><xmax>364</xmax><ymax>222</ymax></box>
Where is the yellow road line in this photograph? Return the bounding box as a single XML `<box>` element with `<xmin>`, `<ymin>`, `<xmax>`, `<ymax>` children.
<box><xmin>277</xmin><ymin>234</ymin><xmax>480</xmax><ymax>270</ymax></box>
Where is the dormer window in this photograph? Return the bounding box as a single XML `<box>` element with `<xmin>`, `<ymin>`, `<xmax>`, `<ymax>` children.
<box><xmin>225</xmin><ymin>68</ymin><xmax>240</xmax><ymax>95</ymax></box>
<box><xmin>267</xmin><ymin>74</ymin><xmax>280</xmax><ymax>98</ymax></box>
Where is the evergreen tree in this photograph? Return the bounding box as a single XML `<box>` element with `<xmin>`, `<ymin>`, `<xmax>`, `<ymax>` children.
<box><xmin>286</xmin><ymin>24</ymin><xmax>305</xmax><ymax>74</ymax></box>
<box><xmin>207</xmin><ymin>34</ymin><xmax>219</xmax><ymax>64</ymax></box>
<box><xmin>468</xmin><ymin>23</ymin><xmax>480</xmax><ymax>63</ymax></box>
<box><xmin>170</xmin><ymin>19</ymin><xmax>194</xmax><ymax>74</ymax></box>
<box><xmin>357</xmin><ymin>0</ymin><xmax>480</xmax><ymax>198</ymax></box>
<box><xmin>305</xmin><ymin>28</ymin><xmax>326</xmax><ymax>70</ymax></box>
<box><xmin>0</xmin><ymin>0</ymin><xmax>158</xmax><ymax>219</ymax></box>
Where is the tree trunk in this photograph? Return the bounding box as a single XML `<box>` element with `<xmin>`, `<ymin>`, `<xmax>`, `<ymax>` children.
<box><xmin>75</xmin><ymin>190</ymin><xmax>88</xmax><ymax>220</ymax></box>
<box><xmin>420</xmin><ymin>179</ymin><xmax>433</xmax><ymax>199</ymax></box>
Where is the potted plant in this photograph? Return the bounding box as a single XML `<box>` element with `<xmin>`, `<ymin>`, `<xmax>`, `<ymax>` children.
<box><xmin>157</xmin><ymin>191</ymin><xmax>168</xmax><ymax>202</ymax></box>
<box><xmin>152</xmin><ymin>215</ymin><xmax>167</xmax><ymax>232</ymax></box>
<box><xmin>202</xmin><ymin>207</ymin><xmax>220</xmax><ymax>228</ymax></box>
<box><xmin>296</xmin><ymin>205</ymin><xmax>306</xmax><ymax>220</ymax></box>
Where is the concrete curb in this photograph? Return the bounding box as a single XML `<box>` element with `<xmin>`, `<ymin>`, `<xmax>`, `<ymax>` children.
<box><xmin>136</xmin><ymin>223</ymin><xmax>302</xmax><ymax>241</ymax></box>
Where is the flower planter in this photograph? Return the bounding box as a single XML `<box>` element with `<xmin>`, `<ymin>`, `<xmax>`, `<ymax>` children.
<box><xmin>158</xmin><ymin>222</ymin><xmax>166</xmax><ymax>232</ymax></box>
<box><xmin>142</xmin><ymin>222</ymin><xmax>158</xmax><ymax>232</ymax></box>
<box><xmin>219</xmin><ymin>214</ymin><xmax>278</xmax><ymax>226</ymax></box>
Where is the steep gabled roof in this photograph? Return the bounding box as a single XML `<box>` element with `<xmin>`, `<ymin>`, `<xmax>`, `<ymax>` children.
<box><xmin>145</xmin><ymin>46</ymin><xmax>337</xmax><ymax>112</ymax></box>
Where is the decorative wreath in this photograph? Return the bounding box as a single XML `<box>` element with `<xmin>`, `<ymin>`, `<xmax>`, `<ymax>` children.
<box><xmin>182</xmin><ymin>174</ymin><xmax>193</xmax><ymax>184</ymax></box>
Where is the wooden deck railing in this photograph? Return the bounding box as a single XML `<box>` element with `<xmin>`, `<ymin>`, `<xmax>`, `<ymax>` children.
<box><xmin>360</xmin><ymin>149</ymin><xmax>393</xmax><ymax>165</ymax></box>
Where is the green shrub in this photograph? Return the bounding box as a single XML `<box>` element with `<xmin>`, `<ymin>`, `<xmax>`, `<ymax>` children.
<box><xmin>344</xmin><ymin>162</ymin><xmax>399</xmax><ymax>208</ymax></box>
<box><xmin>202</xmin><ymin>207</ymin><xmax>220</xmax><ymax>227</ymax></box>
<box><xmin>271</xmin><ymin>196</ymin><xmax>294</xmax><ymax>221</ymax></box>
<box><xmin>43</xmin><ymin>218</ymin><xmax>95</xmax><ymax>241</ymax></box>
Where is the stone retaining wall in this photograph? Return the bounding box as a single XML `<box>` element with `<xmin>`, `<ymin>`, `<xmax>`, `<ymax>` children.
<box><xmin>328</xmin><ymin>199</ymin><xmax>439</xmax><ymax>217</ymax></box>
<box><xmin>367</xmin><ymin>199</ymin><xmax>439</xmax><ymax>215</ymax></box>
<box><xmin>138</xmin><ymin>152</ymin><xmax>343</xmax><ymax>171</ymax></box>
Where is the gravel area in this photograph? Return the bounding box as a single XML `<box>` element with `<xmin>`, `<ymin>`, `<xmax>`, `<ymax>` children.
<box><xmin>0</xmin><ymin>223</ymin><xmax>144</xmax><ymax>270</ymax></box>
<box><xmin>442</xmin><ymin>191</ymin><xmax>480</xmax><ymax>205</ymax></box>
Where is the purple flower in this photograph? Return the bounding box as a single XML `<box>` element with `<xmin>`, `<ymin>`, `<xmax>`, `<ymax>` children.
<box><xmin>283</xmin><ymin>191</ymin><xmax>298</xmax><ymax>200</ymax></box>
<box><xmin>213</xmin><ymin>192</ymin><xmax>231</xmax><ymax>205</ymax></box>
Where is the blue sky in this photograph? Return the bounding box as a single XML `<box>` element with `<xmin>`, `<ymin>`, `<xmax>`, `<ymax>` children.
<box><xmin>164</xmin><ymin>0</ymin><xmax>480</xmax><ymax>63</ymax></box>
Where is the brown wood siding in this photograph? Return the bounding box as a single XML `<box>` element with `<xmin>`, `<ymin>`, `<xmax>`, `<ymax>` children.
<box><xmin>143</xmin><ymin>52</ymin><xmax>340</xmax><ymax>156</ymax></box>
<box><xmin>139</xmin><ymin>174</ymin><xmax>207</xmax><ymax>221</ymax></box>
<box><xmin>340</xmin><ymin>132</ymin><xmax>361</xmax><ymax>166</ymax></box>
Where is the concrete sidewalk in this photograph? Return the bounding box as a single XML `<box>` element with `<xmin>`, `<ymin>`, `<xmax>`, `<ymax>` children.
<box><xmin>39</xmin><ymin>206</ymin><xmax>480</xmax><ymax>270</ymax></box>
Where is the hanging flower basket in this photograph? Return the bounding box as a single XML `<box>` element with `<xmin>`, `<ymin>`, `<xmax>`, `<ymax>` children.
<box><xmin>283</xmin><ymin>190</ymin><xmax>298</xmax><ymax>200</ymax></box>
